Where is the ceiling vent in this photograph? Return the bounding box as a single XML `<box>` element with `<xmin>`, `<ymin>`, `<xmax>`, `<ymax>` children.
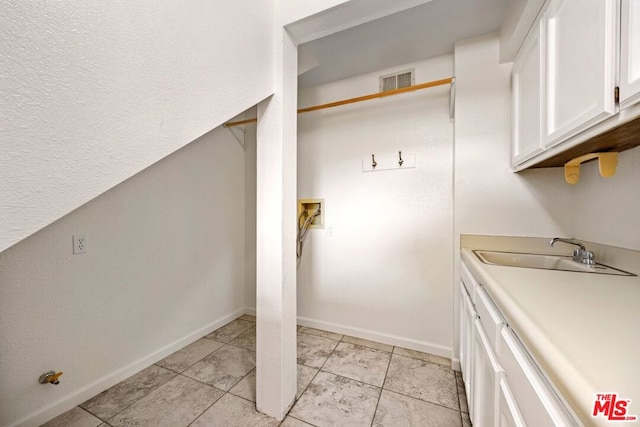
<box><xmin>379</xmin><ymin>69</ymin><xmax>415</xmax><ymax>92</ymax></box>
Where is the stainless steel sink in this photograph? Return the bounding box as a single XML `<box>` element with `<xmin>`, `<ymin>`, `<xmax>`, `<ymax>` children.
<box><xmin>473</xmin><ymin>250</ymin><xmax>636</xmax><ymax>276</ymax></box>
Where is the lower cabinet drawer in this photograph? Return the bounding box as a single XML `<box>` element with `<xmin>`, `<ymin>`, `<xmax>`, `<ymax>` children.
<box><xmin>476</xmin><ymin>285</ymin><xmax>505</xmax><ymax>351</ymax></box>
<box><xmin>498</xmin><ymin>327</ymin><xmax>578</xmax><ymax>426</ymax></box>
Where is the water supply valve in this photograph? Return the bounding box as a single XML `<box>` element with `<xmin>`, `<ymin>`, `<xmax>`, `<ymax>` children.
<box><xmin>39</xmin><ymin>370</ymin><xmax>63</xmax><ymax>385</ymax></box>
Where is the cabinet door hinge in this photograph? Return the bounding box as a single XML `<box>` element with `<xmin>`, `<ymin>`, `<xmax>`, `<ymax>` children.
<box><xmin>615</xmin><ymin>86</ymin><xmax>620</xmax><ymax>103</ymax></box>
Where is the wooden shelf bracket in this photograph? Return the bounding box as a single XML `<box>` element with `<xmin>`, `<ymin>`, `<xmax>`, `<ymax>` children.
<box><xmin>564</xmin><ymin>152</ymin><xmax>618</xmax><ymax>184</ymax></box>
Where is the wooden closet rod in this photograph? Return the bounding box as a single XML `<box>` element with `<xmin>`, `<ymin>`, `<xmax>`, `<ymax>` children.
<box><xmin>224</xmin><ymin>77</ymin><xmax>453</xmax><ymax>128</ymax></box>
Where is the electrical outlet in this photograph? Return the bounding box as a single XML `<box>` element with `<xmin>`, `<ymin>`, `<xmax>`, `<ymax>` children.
<box><xmin>327</xmin><ymin>225</ymin><xmax>334</xmax><ymax>236</ymax></box>
<box><xmin>73</xmin><ymin>235</ymin><xmax>88</xmax><ymax>254</ymax></box>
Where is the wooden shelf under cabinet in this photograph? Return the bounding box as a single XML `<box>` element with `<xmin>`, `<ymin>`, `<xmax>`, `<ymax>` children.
<box><xmin>529</xmin><ymin>116</ymin><xmax>640</xmax><ymax>168</ymax></box>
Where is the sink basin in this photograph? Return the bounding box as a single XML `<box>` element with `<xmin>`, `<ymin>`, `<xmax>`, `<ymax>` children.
<box><xmin>473</xmin><ymin>250</ymin><xmax>636</xmax><ymax>276</ymax></box>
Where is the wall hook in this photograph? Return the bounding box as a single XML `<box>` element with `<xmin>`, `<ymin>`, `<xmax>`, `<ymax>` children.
<box><xmin>39</xmin><ymin>370</ymin><xmax>63</xmax><ymax>385</ymax></box>
<box><xmin>371</xmin><ymin>154</ymin><xmax>377</xmax><ymax>169</ymax></box>
<box><xmin>398</xmin><ymin>151</ymin><xmax>404</xmax><ymax>166</ymax></box>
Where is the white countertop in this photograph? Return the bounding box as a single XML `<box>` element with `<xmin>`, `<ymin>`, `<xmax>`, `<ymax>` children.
<box><xmin>461</xmin><ymin>239</ymin><xmax>640</xmax><ymax>427</ymax></box>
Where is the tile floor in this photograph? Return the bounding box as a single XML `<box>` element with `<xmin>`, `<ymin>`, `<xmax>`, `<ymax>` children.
<box><xmin>42</xmin><ymin>315</ymin><xmax>471</xmax><ymax>427</ymax></box>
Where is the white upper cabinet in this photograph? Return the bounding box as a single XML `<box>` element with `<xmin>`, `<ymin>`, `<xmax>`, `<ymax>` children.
<box><xmin>620</xmin><ymin>0</ymin><xmax>640</xmax><ymax>108</ymax></box>
<box><xmin>540</xmin><ymin>0</ymin><xmax>618</xmax><ymax>147</ymax></box>
<box><xmin>512</xmin><ymin>23</ymin><xmax>543</xmax><ymax>166</ymax></box>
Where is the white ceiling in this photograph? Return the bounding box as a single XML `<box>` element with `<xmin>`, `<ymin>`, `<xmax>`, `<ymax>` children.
<box><xmin>298</xmin><ymin>0</ymin><xmax>507</xmax><ymax>87</ymax></box>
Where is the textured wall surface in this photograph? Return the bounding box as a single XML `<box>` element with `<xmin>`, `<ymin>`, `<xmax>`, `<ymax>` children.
<box><xmin>571</xmin><ymin>145</ymin><xmax>640</xmax><ymax>250</ymax></box>
<box><xmin>292</xmin><ymin>55</ymin><xmax>455</xmax><ymax>356</ymax></box>
<box><xmin>0</xmin><ymin>126</ymin><xmax>246</xmax><ymax>426</ymax></box>
<box><xmin>452</xmin><ymin>34</ymin><xmax>575</xmax><ymax>362</ymax></box>
<box><xmin>453</xmin><ymin>35</ymin><xmax>574</xmax><ymax>241</ymax></box>
<box><xmin>453</xmin><ymin>34</ymin><xmax>640</xmax><ymax>254</ymax></box>
<box><xmin>0</xmin><ymin>0</ymin><xmax>274</xmax><ymax>253</ymax></box>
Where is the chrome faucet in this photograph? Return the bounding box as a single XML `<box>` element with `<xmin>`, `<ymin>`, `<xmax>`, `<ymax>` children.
<box><xmin>550</xmin><ymin>238</ymin><xmax>596</xmax><ymax>265</ymax></box>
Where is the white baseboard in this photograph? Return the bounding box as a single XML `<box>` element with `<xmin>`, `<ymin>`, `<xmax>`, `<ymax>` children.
<box><xmin>241</xmin><ymin>308</ymin><xmax>454</xmax><ymax>367</ymax></box>
<box><xmin>296</xmin><ymin>316</ymin><xmax>453</xmax><ymax>360</ymax></box>
<box><xmin>13</xmin><ymin>308</ymin><xmax>245</xmax><ymax>427</ymax></box>
<box><xmin>451</xmin><ymin>357</ymin><xmax>461</xmax><ymax>371</ymax></box>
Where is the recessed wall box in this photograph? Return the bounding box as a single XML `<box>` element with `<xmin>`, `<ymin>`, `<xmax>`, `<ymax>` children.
<box><xmin>297</xmin><ymin>199</ymin><xmax>324</xmax><ymax>229</ymax></box>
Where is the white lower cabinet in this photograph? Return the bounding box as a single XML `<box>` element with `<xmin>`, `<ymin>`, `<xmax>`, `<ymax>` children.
<box><xmin>459</xmin><ymin>261</ymin><xmax>580</xmax><ymax>427</ymax></box>
<box><xmin>459</xmin><ymin>280</ymin><xmax>477</xmax><ymax>418</ymax></box>
<box><xmin>498</xmin><ymin>327</ymin><xmax>578</xmax><ymax>426</ymax></box>
<box><xmin>498</xmin><ymin>377</ymin><xmax>526</xmax><ymax>427</ymax></box>
<box><xmin>472</xmin><ymin>318</ymin><xmax>501</xmax><ymax>426</ymax></box>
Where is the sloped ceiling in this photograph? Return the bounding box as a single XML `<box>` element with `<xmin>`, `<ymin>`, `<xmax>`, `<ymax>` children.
<box><xmin>298</xmin><ymin>0</ymin><xmax>506</xmax><ymax>87</ymax></box>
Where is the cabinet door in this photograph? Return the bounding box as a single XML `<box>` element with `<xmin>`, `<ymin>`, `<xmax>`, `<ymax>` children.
<box><xmin>541</xmin><ymin>0</ymin><xmax>617</xmax><ymax>147</ymax></box>
<box><xmin>512</xmin><ymin>22</ymin><xmax>543</xmax><ymax>167</ymax></box>
<box><xmin>498</xmin><ymin>327</ymin><xmax>578</xmax><ymax>426</ymax></box>
<box><xmin>620</xmin><ymin>0</ymin><xmax>640</xmax><ymax>108</ymax></box>
<box><xmin>498</xmin><ymin>377</ymin><xmax>526</xmax><ymax>427</ymax></box>
<box><xmin>472</xmin><ymin>318</ymin><xmax>501</xmax><ymax>427</ymax></box>
<box><xmin>459</xmin><ymin>280</ymin><xmax>477</xmax><ymax>419</ymax></box>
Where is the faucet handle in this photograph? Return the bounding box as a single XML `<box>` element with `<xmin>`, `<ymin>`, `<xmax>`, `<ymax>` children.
<box><xmin>582</xmin><ymin>250</ymin><xmax>596</xmax><ymax>265</ymax></box>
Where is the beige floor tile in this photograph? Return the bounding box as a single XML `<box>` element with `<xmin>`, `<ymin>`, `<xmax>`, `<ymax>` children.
<box><xmin>41</xmin><ymin>406</ymin><xmax>102</xmax><ymax>427</ymax></box>
<box><xmin>280</xmin><ymin>416</ymin><xmax>315</xmax><ymax>426</ymax></box>
<box><xmin>191</xmin><ymin>393</ymin><xmax>279</xmax><ymax>427</ymax></box>
<box><xmin>156</xmin><ymin>338</ymin><xmax>223</xmax><ymax>373</ymax></box>
<box><xmin>297</xmin><ymin>332</ymin><xmax>339</xmax><ymax>369</ymax></box>
<box><xmin>206</xmin><ymin>319</ymin><xmax>254</xmax><ymax>343</ymax></box>
<box><xmin>296</xmin><ymin>364</ymin><xmax>318</xmax><ymax>400</ymax></box>
<box><xmin>322</xmin><ymin>342</ymin><xmax>391</xmax><ymax>387</ymax></box>
<box><xmin>108</xmin><ymin>375</ymin><xmax>223</xmax><ymax>427</ymax></box>
<box><xmin>384</xmin><ymin>354</ymin><xmax>458</xmax><ymax>410</ymax></box>
<box><xmin>298</xmin><ymin>326</ymin><xmax>343</xmax><ymax>341</ymax></box>
<box><xmin>238</xmin><ymin>314</ymin><xmax>256</xmax><ymax>322</ymax></box>
<box><xmin>289</xmin><ymin>371</ymin><xmax>380</xmax><ymax>427</ymax></box>
<box><xmin>183</xmin><ymin>345</ymin><xmax>255</xmax><ymax>391</ymax></box>
<box><xmin>80</xmin><ymin>365</ymin><xmax>176</xmax><ymax>420</ymax></box>
<box><xmin>229</xmin><ymin>364</ymin><xmax>318</xmax><ymax>403</ymax></box>
<box><xmin>229</xmin><ymin>369</ymin><xmax>256</xmax><ymax>402</ymax></box>
<box><xmin>393</xmin><ymin>347</ymin><xmax>451</xmax><ymax>366</ymax></box>
<box><xmin>372</xmin><ymin>389</ymin><xmax>462</xmax><ymax>427</ymax></box>
<box><xmin>342</xmin><ymin>335</ymin><xmax>393</xmax><ymax>352</ymax></box>
<box><xmin>229</xmin><ymin>327</ymin><xmax>256</xmax><ymax>352</ymax></box>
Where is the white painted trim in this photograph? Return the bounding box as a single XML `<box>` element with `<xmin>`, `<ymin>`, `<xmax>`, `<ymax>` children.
<box><xmin>13</xmin><ymin>308</ymin><xmax>245</xmax><ymax>427</ymax></box>
<box><xmin>244</xmin><ymin>307</ymin><xmax>452</xmax><ymax>362</ymax></box>
<box><xmin>451</xmin><ymin>357</ymin><xmax>462</xmax><ymax>372</ymax></box>
<box><xmin>297</xmin><ymin>316</ymin><xmax>452</xmax><ymax>359</ymax></box>
<box><xmin>244</xmin><ymin>307</ymin><xmax>455</xmax><ymax>363</ymax></box>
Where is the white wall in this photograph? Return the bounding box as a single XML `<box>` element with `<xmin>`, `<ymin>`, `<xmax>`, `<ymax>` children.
<box><xmin>0</xmin><ymin>126</ymin><xmax>246</xmax><ymax>427</ymax></box>
<box><xmin>294</xmin><ymin>56</ymin><xmax>455</xmax><ymax>356</ymax></box>
<box><xmin>245</xmin><ymin>126</ymin><xmax>258</xmax><ymax>311</ymax></box>
<box><xmin>452</xmin><ymin>34</ymin><xmax>575</xmax><ymax>363</ymax></box>
<box><xmin>571</xmin><ymin>145</ymin><xmax>640</xmax><ymax>250</ymax></box>
<box><xmin>454</xmin><ymin>34</ymin><xmax>575</xmax><ymax>243</ymax></box>
<box><xmin>279</xmin><ymin>0</ymin><xmax>351</xmax><ymax>26</ymax></box>
<box><xmin>454</xmin><ymin>33</ymin><xmax>640</xmax><ymax>255</ymax></box>
<box><xmin>0</xmin><ymin>0</ymin><xmax>274</xmax><ymax>253</ymax></box>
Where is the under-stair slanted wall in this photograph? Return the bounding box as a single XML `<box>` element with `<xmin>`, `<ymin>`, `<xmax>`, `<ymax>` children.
<box><xmin>0</xmin><ymin>0</ymin><xmax>275</xmax><ymax>253</ymax></box>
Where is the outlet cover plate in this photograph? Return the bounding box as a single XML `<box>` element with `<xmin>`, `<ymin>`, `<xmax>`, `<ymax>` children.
<box><xmin>73</xmin><ymin>235</ymin><xmax>88</xmax><ymax>254</ymax></box>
